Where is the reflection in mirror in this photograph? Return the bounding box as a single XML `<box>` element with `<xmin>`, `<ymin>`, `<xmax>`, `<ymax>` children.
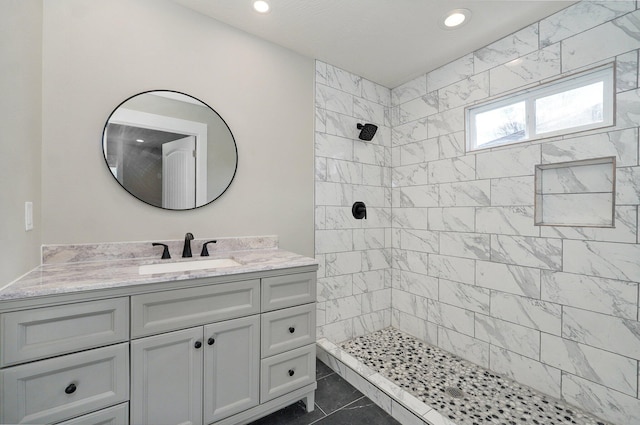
<box><xmin>102</xmin><ymin>91</ymin><xmax>237</xmax><ymax>210</ymax></box>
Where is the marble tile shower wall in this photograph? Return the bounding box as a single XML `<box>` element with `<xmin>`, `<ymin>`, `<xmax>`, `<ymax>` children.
<box><xmin>388</xmin><ymin>2</ymin><xmax>640</xmax><ymax>424</ymax></box>
<box><xmin>315</xmin><ymin>61</ymin><xmax>394</xmax><ymax>343</ymax></box>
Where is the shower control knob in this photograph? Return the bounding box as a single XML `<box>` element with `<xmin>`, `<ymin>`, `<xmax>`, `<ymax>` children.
<box><xmin>288</xmin><ymin>327</ymin><xmax>295</xmax><ymax>334</ymax></box>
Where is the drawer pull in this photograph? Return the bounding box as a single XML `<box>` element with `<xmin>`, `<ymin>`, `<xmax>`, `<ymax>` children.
<box><xmin>194</xmin><ymin>341</ymin><xmax>202</xmax><ymax>349</ymax></box>
<box><xmin>207</xmin><ymin>337</ymin><xmax>215</xmax><ymax>346</ymax></box>
<box><xmin>288</xmin><ymin>369</ymin><xmax>295</xmax><ymax>377</ymax></box>
<box><xmin>288</xmin><ymin>327</ymin><xmax>295</xmax><ymax>334</ymax></box>
<box><xmin>64</xmin><ymin>383</ymin><xmax>77</xmax><ymax>394</ymax></box>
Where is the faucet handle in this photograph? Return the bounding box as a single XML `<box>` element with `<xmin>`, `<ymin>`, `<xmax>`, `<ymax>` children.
<box><xmin>152</xmin><ymin>243</ymin><xmax>171</xmax><ymax>259</ymax></box>
<box><xmin>200</xmin><ymin>240</ymin><xmax>217</xmax><ymax>257</ymax></box>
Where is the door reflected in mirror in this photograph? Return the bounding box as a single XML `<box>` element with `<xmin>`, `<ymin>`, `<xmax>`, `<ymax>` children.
<box><xmin>102</xmin><ymin>90</ymin><xmax>238</xmax><ymax>210</ymax></box>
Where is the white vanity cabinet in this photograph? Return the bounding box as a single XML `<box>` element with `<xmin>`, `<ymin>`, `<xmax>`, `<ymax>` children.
<box><xmin>0</xmin><ymin>267</ymin><xmax>317</xmax><ymax>425</ymax></box>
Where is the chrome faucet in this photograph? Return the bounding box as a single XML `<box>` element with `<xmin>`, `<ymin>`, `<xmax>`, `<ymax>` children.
<box><xmin>182</xmin><ymin>233</ymin><xmax>194</xmax><ymax>258</ymax></box>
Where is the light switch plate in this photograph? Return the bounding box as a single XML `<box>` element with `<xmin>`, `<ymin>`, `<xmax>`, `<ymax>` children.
<box><xmin>25</xmin><ymin>201</ymin><xmax>33</xmax><ymax>231</ymax></box>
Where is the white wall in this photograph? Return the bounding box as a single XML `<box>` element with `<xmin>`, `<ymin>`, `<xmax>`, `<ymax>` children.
<box><xmin>0</xmin><ymin>0</ymin><xmax>43</xmax><ymax>284</ymax></box>
<box><xmin>40</xmin><ymin>0</ymin><xmax>315</xmax><ymax>257</ymax></box>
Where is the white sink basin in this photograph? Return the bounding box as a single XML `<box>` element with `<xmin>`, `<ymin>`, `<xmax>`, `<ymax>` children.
<box><xmin>138</xmin><ymin>258</ymin><xmax>241</xmax><ymax>275</ymax></box>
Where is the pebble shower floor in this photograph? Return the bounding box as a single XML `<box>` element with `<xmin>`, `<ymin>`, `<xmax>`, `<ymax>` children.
<box><xmin>340</xmin><ymin>328</ymin><xmax>610</xmax><ymax>425</ymax></box>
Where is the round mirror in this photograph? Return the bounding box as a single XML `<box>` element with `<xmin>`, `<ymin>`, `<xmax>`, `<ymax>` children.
<box><xmin>102</xmin><ymin>90</ymin><xmax>237</xmax><ymax>210</ymax></box>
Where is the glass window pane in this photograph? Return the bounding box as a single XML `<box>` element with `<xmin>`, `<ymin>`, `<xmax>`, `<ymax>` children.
<box><xmin>474</xmin><ymin>101</ymin><xmax>526</xmax><ymax>148</ymax></box>
<box><xmin>535</xmin><ymin>81</ymin><xmax>604</xmax><ymax>134</ymax></box>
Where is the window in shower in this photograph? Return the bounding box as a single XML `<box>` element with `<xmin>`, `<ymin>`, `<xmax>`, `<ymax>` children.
<box><xmin>466</xmin><ymin>64</ymin><xmax>614</xmax><ymax>152</ymax></box>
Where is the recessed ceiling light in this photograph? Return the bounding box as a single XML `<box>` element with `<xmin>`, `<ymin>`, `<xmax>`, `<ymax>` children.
<box><xmin>442</xmin><ymin>9</ymin><xmax>471</xmax><ymax>29</ymax></box>
<box><xmin>253</xmin><ymin>0</ymin><xmax>270</xmax><ymax>13</ymax></box>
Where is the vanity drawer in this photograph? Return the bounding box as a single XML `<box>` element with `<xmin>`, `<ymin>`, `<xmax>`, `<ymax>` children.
<box><xmin>261</xmin><ymin>272</ymin><xmax>316</xmax><ymax>312</ymax></box>
<box><xmin>261</xmin><ymin>303</ymin><xmax>316</xmax><ymax>358</ymax></box>
<box><xmin>0</xmin><ymin>343</ymin><xmax>129</xmax><ymax>425</ymax></box>
<box><xmin>0</xmin><ymin>297</ymin><xmax>129</xmax><ymax>367</ymax></box>
<box><xmin>260</xmin><ymin>344</ymin><xmax>315</xmax><ymax>403</ymax></box>
<box><xmin>56</xmin><ymin>402</ymin><xmax>129</xmax><ymax>425</ymax></box>
<box><xmin>131</xmin><ymin>279</ymin><xmax>260</xmax><ymax>337</ymax></box>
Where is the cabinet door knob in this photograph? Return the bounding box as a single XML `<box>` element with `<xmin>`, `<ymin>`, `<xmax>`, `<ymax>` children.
<box><xmin>207</xmin><ymin>337</ymin><xmax>215</xmax><ymax>345</ymax></box>
<box><xmin>288</xmin><ymin>369</ymin><xmax>295</xmax><ymax>377</ymax></box>
<box><xmin>288</xmin><ymin>327</ymin><xmax>295</xmax><ymax>334</ymax></box>
<box><xmin>65</xmin><ymin>383</ymin><xmax>77</xmax><ymax>394</ymax></box>
<box><xmin>194</xmin><ymin>341</ymin><xmax>202</xmax><ymax>349</ymax></box>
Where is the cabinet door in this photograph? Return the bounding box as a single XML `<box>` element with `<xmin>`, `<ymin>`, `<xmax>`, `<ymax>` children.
<box><xmin>131</xmin><ymin>327</ymin><xmax>203</xmax><ymax>425</ymax></box>
<box><xmin>203</xmin><ymin>315</ymin><xmax>260</xmax><ymax>423</ymax></box>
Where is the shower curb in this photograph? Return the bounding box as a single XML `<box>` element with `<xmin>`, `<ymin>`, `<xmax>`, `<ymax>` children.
<box><xmin>316</xmin><ymin>338</ymin><xmax>456</xmax><ymax>425</ymax></box>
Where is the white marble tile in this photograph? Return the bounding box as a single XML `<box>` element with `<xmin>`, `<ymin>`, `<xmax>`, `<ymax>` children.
<box><xmin>474</xmin><ymin>24</ymin><xmax>540</xmax><ymax>73</ymax></box>
<box><xmin>490</xmin><ymin>176</ymin><xmax>535</xmax><ymax>206</ymax></box>
<box><xmin>616</xmin><ymin>165</ymin><xmax>640</xmax><ymax>204</ymax></box>
<box><xmin>393</xmin><ymin>249</ymin><xmax>429</xmax><ymax>276</ymax></box>
<box><xmin>315</xmin><ymin>181</ymin><xmax>351</xmax><ymax>206</ymax></box>
<box><xmin>317</xmin><ymin>275</ymin><xmax>353</xmax><ymax>302</ymax></box>
<box><xmin>326</xmin><ymin>295</ymin><xmax>362</xmax><ymax>323</ymax></box>
<box><xmin>393</xmin><ymin>309</ymin><xmax>438</xmax><ymax>345</ymax></box>
<box><xmin>361</xmin><ymin>288</ymin><xmax>391</xmax><ymax>312</ymax></box>
<box><xmin>398</xmin><ymin>139</ymin><xmax>439</xmax><ymax>166</ymax></box>
<box><xmin>439</xmin><ymin>180</ymin><xmax>491</xmax><ymax>207</ymax></box>
<box><xmin>317</xmin><ymin>319</ymin><xmax>354</xmax><ymax>342</ymax></box>
<box><xmin>397</xmin><ymin>93</ymin><xmax>439</xmax><ymax>125</ymax></box>
<box><xmin>325</xmin><ymin>63</ymin><xmax>362</xmax><ymax>96</ymax></box>
<box><xmin>362</xmin><ymin>248</ymin><xmax>391</xmax><ymax>272</ymax></box>
<box><xmin>316</xmin><ymin>83</ymin><xmax>353</xmax><ymax>115</ymax></box>
<box><xmin>540</xmin><ymin>161</ymin><xmax>614</xmax><ymax>193</ymax></box>
<box><xmin>437</xmin><ymin>131</ymin><xmax>465</xmax><ymax>159</ymax></box>
<box><xmin>428</xmin><ymin>156</ymin><xmax>476</xmax><ymax>184</ymax></box>
<box><xmin>315</xmin><ymin>229</ymin><xmax>353</xmax><ymax>254</ymax></box>
<box><xmin>540</xmin><ymin>1</ymin><xmax>636</xmax><ymax>47</ymax></box>
<box><xmin>326</xmin><ymin>159</ymin><xmax>362</xmax><ymax>184</ymax></box>
<box><xmin>490</xmin><ymin>346</ymin><xmax>561</xmax><ymax>398</ymax></box>
<box><xmin>562</xmin><ymin>373</ymin><xmax>640</xmax><ymax>425</ymax></box>
<box><xmin>392</xmin><ymin>74</ymin><xmax>427</xmax><ymax>106</ymax></box>
<box><xmin>354</xmin><ymin>96</ymin><xmax>386</xmax><ymax>126</ymax></box>
<box><xmin>541</xmin><ymin>128</ymin><xmax>639</xmax><ymax>167</ymax></box>
<box><xmin>398</xmin><ymin>185</ymin><xmax>439</xmax><ymax>208</ymax></box>
<box><xmin>428</xmin><ymin>254</ymin><xmax>475</xmax><ymax>285</ymax></box>
<box><xmin>362</xmin><ymin>164</ymin><xmax>390</xmax><ymax>187</ymax></box>
<box><xmin>362</xmin><ymin>79</ymin><xmax>391</xmax><ymax>107</ymax></box>
<box><xmin>354</xmin><ymin>142</ymin><xmax>389</xmax><ymax>166</ymax></box>
<box><xmin>475</xmin><ymin>313</ymin><xmax>541</xmax><ymax>359</ymax></box>
<box><xmin>489</xmin><ymin>44</ymin><xmax>561</xmax><ymax>95</ymax></box>
<box><xmin>475</xmin><ymin>206</ymin><xmax>538</xmax><ymax>237</ymax></box>
<box><xmin>395</xmin><ymin>270</ymin><xmax>439</xmax><ymax>300</ymax></box>
<box><xmin>562</xmin><ymin>9</ymin><xmax>640</xmax><ymax>72</ymax></box>
<box><xmin>392</xmin><ymin>163</ymin><xmax>429</xmax><ymax>187</ymax></box>
<box><xmin>476</xmin><ymin>144</ymin><xmax>540</xmax><ymax>179</ymax></box>
<box><xmin>353</xmin><ymin>228</ymin><xmax>386</xmax><ymax>251</ymax></box>
<box><xmin>392</xmin><ymin>208</ymin><xmax>428</xmax><ymax>230</ymax></box>
<box><xmin>325</xmin><ymin>206</ymin><xmax>360</xmax><ymax>230</ymax></box>
<box><xmin>426</xmin><ymin>106</ymin><xmax>465</xmax><ymax>138</ymax></box>
<box><xmin>541</xmin><ymin>270</ymin><xmax>638</xmax><ymax>319</ymax></box>
<box><xmin>439</xmin><ymin>232</ymin><xmax>491</xmax><ymax>261</ymax></box>
<box><xmin>438</xmin><ymin>327</ymin><xmax>490</xmax><ymax>368</ymax></box>
<box><xmin>439</xmin><ymin>279</ymin><xmax>490</xmax><ymax>314</ymax></box>
<box><xmin>428</xmin><ymin>207</ymin><xmax>475</xmax><ymax>232</ymax></box>
<box><xmin>563</xmin><ymin>306</ymin><xmax>640</xmax><ymax>360</ymax></box>
<box><xmin>422</xmin><ymin>410</ymin><xmax>458</xmax><ymax>425</ymax></box>
<box><xmin>617</xmin><ymin>88</ymin><xmax>640</xmax><ymax>132</ymax></box>
<box><xmin>399</xmin><ymin>229</ymin><xmax>439</xmax><ymax>254</ymax></box>
<box><xmin>325</xmin><ymin>251</ymin><xmax>362</xmax><ymax>277</ymax></box>
<box><xmin>427</xmin><ymin>54</ymin><xmax>474</xmax><ymax>92</ymax></box>
<box><xmin>324</xmin><ymin>110</ymin><xmax>361</xmax><ymax>139</ymax></box>
<box><xmin>541</xmin><ymin>193</ymin><xmax>614</xmax><ymax>226</ymax></box>
<box><xmin>541</xmin><ymin>333</ymin><xmax>637</xmax><ymax>396</ymax></box>
<box><xmin>393</xmin><ymin>289</ymin><xmax>429</xmax><ymax>320</ymax></box>
<box><xmin>427</xmin><ymin>299</ymin><xmax>475</xmax><ymax>336</ymax></box>
<box><xmin>315</xmin><ymin>60</ymin><xmax>328</xmax><ymax>85</ymax></box>
<box><xmin>353</xmin><ymin>310</ymin><xmax>391</xmax><ymax>336</ymax></box>
<box><xmin>315</xmin><ymin>107</ymin><xmax>326</xmax><ymax>134</ymax></box>
<box><xmin>491</xmin><ymin>235</ymin><xmax>562</xmax><ymax>270</ymax></box>
<box><xmin>391</xmin><ymin>400</ymin><xmax>430</xmax><ymax>425</ymax></box>
<box><xmin>315</xmin><ymin>207</ymin><xmax>326</xmax><ymax>230</ymax></box>
<box><xmin>563</xmin><ymin>239</ymin><xmax>640</xmax><ymax>281</ymax></box>
<box><xmin>438</xmin><ymin>73</ymin><xmax>489</xmax><ymax>111</ymax></box>
<box><xmin>490</xmin><ymin>292</ymin><xmax>561</xmax><ymax>335</ymax></box>
<box><xmin>392</xmin><ymin>118</ymin><xmax>430</xmax><ymax>147</ymax></box>
<box><xmin>353</xmin><ymin>185</ymin><xmax>390</xmax><ymax>208</ymax></box>
<box><xmin>353</xmin><ymin>269</ymin><xmax>388</xmax><ymax>294</ymax></box>
<box><xmin>617</xmin><ymin>50</ymin><xmax>639</xmax><ymax>92</ymax></box>
<box><xmin>476</xmin><ymin>260</ymin><xmax>541</xmax><ymax>299</ymax></box>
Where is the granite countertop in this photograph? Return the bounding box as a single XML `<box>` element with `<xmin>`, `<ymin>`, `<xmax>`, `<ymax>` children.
<box><xmin>0</xmin><ymin>237</ymin><xmax>317</xmax><ymax>302</ymax></box>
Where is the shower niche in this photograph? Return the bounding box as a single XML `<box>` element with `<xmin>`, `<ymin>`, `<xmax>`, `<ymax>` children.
<box><xmin>534</xmin><ymin>156</ymin><xmax>616</xmax><ymax>227</ymax></box>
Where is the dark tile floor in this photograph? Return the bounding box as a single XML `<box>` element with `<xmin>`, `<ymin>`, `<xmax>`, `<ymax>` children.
<box><xmin>249</xmin><ymin>359</ymin><xmax>402</xmax><ymax>425</ymax></box>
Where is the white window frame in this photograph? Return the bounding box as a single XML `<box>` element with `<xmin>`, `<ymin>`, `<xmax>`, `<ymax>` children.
<box><xmin>466</xmin><ymin>64</ymin><xmax>615</xmax><ymax>152</ymax></box>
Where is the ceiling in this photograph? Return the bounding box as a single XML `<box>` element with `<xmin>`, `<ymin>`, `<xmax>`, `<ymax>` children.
<box><xmin>173</xmin><ymin>0</ymin><xmax>576</xmax><ymax>88</ymax></box>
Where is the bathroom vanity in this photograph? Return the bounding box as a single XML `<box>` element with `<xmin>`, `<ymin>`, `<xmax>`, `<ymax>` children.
<box><xmin>0</xmin><ymin>237</ymin><xmax>317</xmax><ymax>425</ymax></box>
